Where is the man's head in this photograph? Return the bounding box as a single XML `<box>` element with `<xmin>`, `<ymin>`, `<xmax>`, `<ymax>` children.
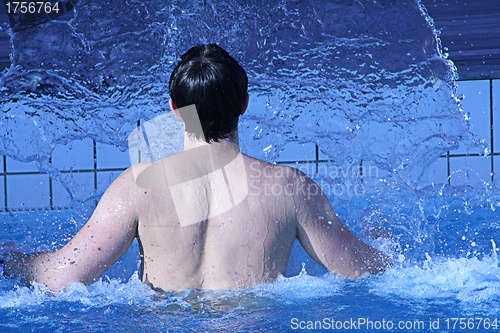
<box><xmin>169</xmin><ymin>44</ymin><xmax>249</xmax><ymax>143</ymax></box>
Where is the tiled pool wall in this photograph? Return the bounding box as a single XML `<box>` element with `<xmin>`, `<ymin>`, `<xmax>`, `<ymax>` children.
<box><xmin>1</xmin><ymin>79</ymin><xmax>499</xmax><ymax>212</ymax></box>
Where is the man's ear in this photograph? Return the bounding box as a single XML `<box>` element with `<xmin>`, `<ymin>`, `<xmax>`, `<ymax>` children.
<box><xmin>169</xmin><ymin>98</ymin><xmax>181</xmax><ymax>119</ymax></box>
<box><xmin>241</xmin><ymin>93</ymin><xmax>249</xmax><ymax>116</ymax></box>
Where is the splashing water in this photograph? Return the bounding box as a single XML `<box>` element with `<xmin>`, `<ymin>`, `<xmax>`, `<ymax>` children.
<box><xmin>0</xmin><ymin>0</ymin><xmax>475</xmax><ymax>171</ymax></box>
<box><xmin>1</xmin><ymin>0</ymin><xmax>499</xmax><ymax>331</ymax></box>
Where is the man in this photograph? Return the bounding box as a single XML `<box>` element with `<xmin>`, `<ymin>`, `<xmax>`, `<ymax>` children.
<box><xmin>1</xmin><ymin>44</ymin><xmax>388</xmax><ymax>291</ymax></box>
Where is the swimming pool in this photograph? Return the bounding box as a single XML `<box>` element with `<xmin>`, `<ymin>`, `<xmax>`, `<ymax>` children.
<box><xmin>1</xmin><ymin>0</ymin><xmax>500</xmax><ymax>331</ymax></box>
<box><xmin>1</xmin><ymin>199</ymin><xmax>499</xmax><ymax>332</ymax></box>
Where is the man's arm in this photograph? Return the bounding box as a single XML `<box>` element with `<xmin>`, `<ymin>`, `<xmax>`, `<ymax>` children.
<box><xmin>293</xmin><ymin>173</ymin><xmax>388</xmax><ymax>278</ymax></box>
<box><xmin>2</xmin><ymin>168</ymin><xmax>140</xmax><ymax>291</ymax></box>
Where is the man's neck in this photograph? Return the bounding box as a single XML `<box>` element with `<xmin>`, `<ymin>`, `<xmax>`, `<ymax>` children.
<box><xmin>180</xmin><ymin>131</ymin><xmax>242</xmax><ymax>177</ymax></box>
<box><xmin>183</xmin><ymin>131</ymin><xmax>240</xmax><ymax>153</ymax></box>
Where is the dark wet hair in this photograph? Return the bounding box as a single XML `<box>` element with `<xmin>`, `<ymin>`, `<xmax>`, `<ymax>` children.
<box><xmin>169</xmin><ymin>44</ymin><xmax>248</xmax><ymax>143</ymax></box>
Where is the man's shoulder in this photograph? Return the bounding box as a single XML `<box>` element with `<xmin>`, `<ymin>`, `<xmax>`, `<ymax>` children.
<box><xmin>105</xmin><ymin>162</ymin><xmax>154</xmax><ymax>193</ymax></box>
<box><xmin>243</xmin><ymin>154</ymin><xmax>309</xmax><ymax>183</ymax></box>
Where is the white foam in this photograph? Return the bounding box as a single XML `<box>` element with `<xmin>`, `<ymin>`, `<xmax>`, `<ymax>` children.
<box><xmin>1</xmin><ymin>250</ymin><xmax>499</xmax><ymax>316</ymax></box>
<box><xmin>253</xmin><ymin>266</ymin><xmax>344</xmax><ymax>300</ymax></box>
<box><xmin>0</xmin><ymin>272</ymin><xmax>154</xmax><ymax>309</ymax></box>
<box><xmin>371</xmin><ymin>248</ymin><xmax>500</xmax><ymax>314</ymax></box>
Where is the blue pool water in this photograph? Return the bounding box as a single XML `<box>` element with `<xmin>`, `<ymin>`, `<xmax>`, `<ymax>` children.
<box><xmin>1</xmin><ymin>201</ymin><xmax>499</xmax><ymax>332</ymax></box>
<box><xmin>1</xmin><ymin>0</ymin><xmax>500</xmax><ymax>331</ymax></box>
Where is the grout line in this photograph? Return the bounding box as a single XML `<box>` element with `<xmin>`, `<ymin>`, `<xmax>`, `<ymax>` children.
<box><xmin>138</xmin><ymin>120</ymin><xmax>141</xmax><ymax>163</ymax></box>
<box><xmin>49</xmin><ymin>155</ymin><xmax>54</xmax><ymax>210</ymax></box>
<box><xmin>275</xmin><ymin>153</ymin><xmax>491</xmax><ymax>167</ymax></box>
<box><xmin>93</xmin><ymin>140</ymin><xmax>98</xmax><ymax>192</ymax></box>
<box><xmin>0</xmin><ymin>167</ymin><xmax>128</xmax><ymax>176</ymax></box>
<box><xmin>456</xmin><ymin>78</ymin><xmax>500</xmax><ymax>82</ymax></box>
<box><xmin>0</xmin><ymin>152</ymin><xmax>493</xmax><ymax>177</ymax></box>
<box><xmin>447</xmin><ymin>151</ymin><xmax>451</xmax><ymax>185</ymax></box>
<box><xmin>491</xmin><ymin>79</ymin><xmax>495</xmax><ymax>182</ymax></box>
<box><xmin>0</xmin><ymin>206</ymin><xmax>74</xmax><ymax>213</ymax></box>
<box><xmin>441</xmin><ymin>152</ymin><xmax>499</xmax><ymax>158</ymax></box>
<box><xmin>3</xmin><ymin>156</ymin><xmax>7</xmax><ymax>211</ymax></box>
<box><xmin>315</xmin><ymin>145</ymin><xmax>319</xmax><ymax>173</ymax></box>
<box><xmin>1</xmin><ymin>78</ymin><xmax>498</xmax><ymax>211</ymax></box>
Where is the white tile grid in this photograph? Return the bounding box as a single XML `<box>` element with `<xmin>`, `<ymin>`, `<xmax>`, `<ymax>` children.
<box><xmin>96</xmin><ymin>143</ymin><xmax>131</xmax><ymax>170</ymax></box>
<box><xmin>494</xmin><ymin>156</ymin><xmax>500</xmax><ymax>183</ymax></box>
<box><xmin>449</xmin><ymin>155</ymin><xmax>492</xmax><ymax>187</ymax></box>
<box><xmin>316</xmin><ymin>162</ymin><xmax>360</xmax><ymax>180</ymax></box>
<box><xmin>0</xmin><ymin>158</ymin><xmax>3</xmax><ymax>211</ymax></box>
<box><xmin>493</xmin><ymin>80</ymin><xmax>500</xmax><ymax>157</ymax></box>
<box><xmin>279</xmin><ymin>162</ymin><xmax>316</xmax><ymax>180</ymax></box>
<box><xmin>0</xmin><ymin>176</ymin><xmax>4</xmax><ymax>211</ymax></box>
<box><xmin>312</xmin><ymin>80</ymin><xmax>495</xmax><ymax>186</ymax></box>
<box><xmin>315</xmin><ymin>162</ymin><xmax>368</xmax><ymax>198</ymax></box>
<box><xmin>5</xmin><ymin>158</ymin><xmax>38</xmax><ymax>173</ymax></box>
<box><xmin>446</xmin><ymin>79</ymin><xmax>498</xmax><ymax>185</ymax></box>
<box><xmin>96</xmin><ymin>120</ymin><xmax>138</xmax><ymax>170</ymax></box>
<box><xmin>6</xmin><ymin>174</ymin><xmax>50</xmax><ymax>210</ymax></box>
<box><xmin>51</xmin><ymin>138</ymin><xmax>95</xmax><ymax>171</ymax></box>
<box><xmin>318</xmin><ymin>146</ymin><xmax>330</xmax><ymax>161</ymax></box>
<box><xmin>275</xmin><ymin>142</ymin><xmax>316</xmax><ymax>162</ymax></box>
<box><xmin>97</xmin><ymin>171</ymin><xmax>122</xmax><ymax>193</ymax></box>
<box><xmin>454</xmin><ymin>80</ymin><xmax>491</xmax><ymax>156</ymax></box>
<box><xmin>2</xmin><ymin>124</ymin><xmax>139</xmax><ymax>210</ymax></box>
<box><xmin>353</xmin><ymin>160</ymin><xmax>392</xmax><ymax>194</ymax></box>
<box><xmin>429</xmin><ymin>157</ymin><xmax>450</xmax><ymax>186</ymax></box>
<box><xmin>51</xmin><ymin>173</ymin><xmax>95</xmax><ymax>208</ymax></box>
<box><xmin>1</xmin><ymin>80</ymin><xmax>498</xmax><ymax>211</ymax></box>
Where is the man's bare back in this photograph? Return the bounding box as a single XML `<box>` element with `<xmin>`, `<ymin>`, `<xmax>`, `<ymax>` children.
<box><xmin>1</xmin><ymin>44</ymin><xmax>387</xmax><ymax>291</ymax></box>
<box><xmin>128</xmin><ymin>144</ymin><xmax>386</xmax><ymax>291</ymax></box>
<box><xmin>2</xmin><ymin>146</ymin><xmax>386</xmax><ymax>291</ymax></box>
<box><xmin>135</xmin><ymin>150</ymin><xmax>298</xmax><ymax>291</ymax></box>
